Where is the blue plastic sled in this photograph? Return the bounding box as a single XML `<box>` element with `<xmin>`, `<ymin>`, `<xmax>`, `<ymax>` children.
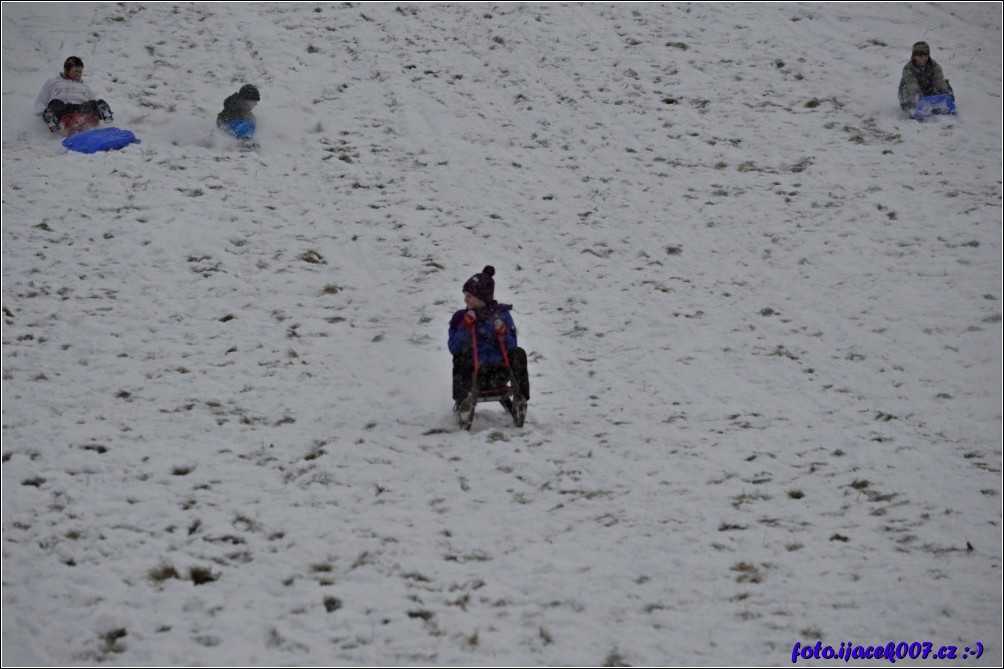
<box><xmin>62</xmin><ymin>127</ymin><xmax>140</xmax><ymax>154</ymax></box>
<box><xmin>221</xmin><ymin>119</ymin><xmax>256</xmax><ymax>140</ymax></box>
<box><xmin>912</xmin><ymin>94</ymin><xmax>956</xmax><ymax>121</ymax></box>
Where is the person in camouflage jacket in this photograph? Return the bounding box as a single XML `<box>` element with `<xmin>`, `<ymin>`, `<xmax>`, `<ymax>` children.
<box><xmin>898</xmin><ymin>41</ymin><xmax>953</xmax><ymax>111</ymax></box>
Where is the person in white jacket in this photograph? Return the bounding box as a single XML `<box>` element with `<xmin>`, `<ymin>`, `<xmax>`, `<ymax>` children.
<box><xmin>34</xmin><ymin>56</ymin><xmax>113</xmax><ymax>132</ymax></box>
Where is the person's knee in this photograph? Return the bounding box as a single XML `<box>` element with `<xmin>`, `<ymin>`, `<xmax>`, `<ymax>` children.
<box><xmin>507</xmin><ymin>348</ymin><xmax>530</xmax><ymax>399</ymax></box>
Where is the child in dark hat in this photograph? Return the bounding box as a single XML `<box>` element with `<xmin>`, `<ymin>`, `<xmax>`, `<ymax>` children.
<box><xmin>448</xmin><ymin>266</ymin><xmax>530</xmax><ymax>415</ymax></box>
<box><xmin>216</xmin><ymin>84</ymin><xmax>260</xmax><ymax>145</ymax></box>
<box><xmin>898</xmin><ymin>41</ymin><xmax>954</xmax><ymax>112</ymax></box>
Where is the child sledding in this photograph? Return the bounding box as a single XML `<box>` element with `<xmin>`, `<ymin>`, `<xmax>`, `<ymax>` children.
<box><xmin>217</xmin><ymin>84</ymin><xmax>261</xmax><ymax>149</ymax></box>
<box><xmin>898</xmin><ymin>41</ymin><xmax>956</xmax><ymax>121</ymax></box>
<box><xmin>34</xmin><ymin>56</ymin><xmax>114</xmax><ymax>137</ymax></box>
<box><xmin>448</xmin><ymin>266</ymin><xmax>530</xmax><ymax>430</ymax></box>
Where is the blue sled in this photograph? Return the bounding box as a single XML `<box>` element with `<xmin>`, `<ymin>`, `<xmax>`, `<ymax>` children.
<box><xmin>221</xmin><ymin>119</ymin><xmax>256</xmax><ymax>140</ymax></box>
<box><xmin>912</xmin><ymin>94</ymin><xmax>956</xmax><ymax>121</ymax></box>
<box><xmin>62</xmin><ymin>127</ymin><xmax>140</xmax><ymax>154</ymax></box>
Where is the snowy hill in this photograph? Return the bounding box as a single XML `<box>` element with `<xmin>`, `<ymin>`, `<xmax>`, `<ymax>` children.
<box><xmin>2</xmin><ymin>2</ymin><xmax>1001</xmax><ymax>665</ymax></box>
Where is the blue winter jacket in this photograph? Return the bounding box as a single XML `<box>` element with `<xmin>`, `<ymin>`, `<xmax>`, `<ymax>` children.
<box><xmin>448</xmin><ymin>302</ymin><xmax>518</xmax><ymax>366</ymax></box>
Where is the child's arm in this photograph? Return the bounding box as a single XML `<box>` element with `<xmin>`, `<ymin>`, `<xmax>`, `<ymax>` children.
<box><xmin>448</xmin><ymin>311</ymin><xmax>472</xmax><ymax>354</ymax></box>
<box><xmin>498</xmin><ymin>312</ymin><xmax>518</xmax><ymax>350</ymax></box>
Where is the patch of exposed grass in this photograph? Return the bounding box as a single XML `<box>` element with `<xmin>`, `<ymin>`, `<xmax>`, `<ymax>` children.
<box><xmin>189</xmin><ymin>566</ymin><xmax>219</xmax><ymax>585</ymax></box>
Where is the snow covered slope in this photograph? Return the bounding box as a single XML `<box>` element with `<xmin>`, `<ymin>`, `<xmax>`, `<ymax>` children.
<box><xmin>2</xmin><ymin>2</ymin><xmax>1001</xmax><ymax>665</ymax></box>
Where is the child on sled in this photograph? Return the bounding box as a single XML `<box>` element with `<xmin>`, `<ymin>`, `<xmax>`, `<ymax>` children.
<box><xmin>35</xmin><ymin>56</ymin><xmax>113</xmax><ymax>134</ymax></box>
<box><xmin>448</xmin><ymin>266</ymin><xmax>530</xmax><ymax>426</ymax></box>
<box><xmin>216</xmin><ymin>84</ymin><xmax>260</xmax><ymax>147</ymax></box>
